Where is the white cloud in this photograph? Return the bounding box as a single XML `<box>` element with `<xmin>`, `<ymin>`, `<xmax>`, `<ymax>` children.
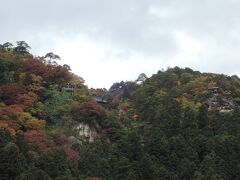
<box><xmin>52</xmin><ymin>34</ymin><xmax>169</xmax><ymax>88</ymax></box>
<box><xmin>1</xmin><ymin>0</ymin><xmax>240</xmax><ymax>88</ymax></box>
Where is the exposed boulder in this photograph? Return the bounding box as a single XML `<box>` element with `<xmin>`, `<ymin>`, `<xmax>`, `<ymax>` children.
<box><xmin>67</xmin><ymin>136</ymin><xmax>81</xmax><ymax>147</ymax></box>
<box><xmin>74</xmin><ymin>122</ymin><xmax>97</xmax><ymax>142</ymax></box>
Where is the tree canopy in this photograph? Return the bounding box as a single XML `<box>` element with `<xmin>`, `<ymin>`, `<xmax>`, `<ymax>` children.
<box><xmin>0</xmin><ymin>42</ymin><xmax>239</xmax><ymax>179</ymax></box>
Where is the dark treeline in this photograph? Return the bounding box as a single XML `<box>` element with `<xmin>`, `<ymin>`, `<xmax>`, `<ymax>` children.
<box><xmin>0</xmin><ymin>42</ymin><xmax>239</xmax><ymax>179</ymax></box>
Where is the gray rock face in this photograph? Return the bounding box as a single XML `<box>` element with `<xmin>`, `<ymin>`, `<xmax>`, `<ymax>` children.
<box><xmin>67</xmin><ymin>136</ymin><xmax>81</xmax><ymax>147</ymax></box>
<box><xmin>206</xmin><ymin>88</ymin><xmax>235</xmax><ymax>112</ymax></box>
<box><xmin>74</xmin><ymin>122</ymin><xmax>97</xmax><ymax>142</ymax></box>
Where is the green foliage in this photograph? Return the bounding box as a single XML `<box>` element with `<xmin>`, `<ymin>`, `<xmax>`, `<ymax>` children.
<box><xmin>0</xmin><ymin>129</ymin><xmax>13</xmax><ymax>148</ymax></box>
<box><xmin>37</xmin><ymin>148</ymin><xmax>74</xmax><ymax>179</ymax></box>
<box><xmin>44</xmin><ymin>91</ymin><xmax>72</xmax><ymax>125</ymax></box>
<box><xmin>17</xmin><ymin>167</ymin><xmax>52</xmax><ymax>180</ymax></box>
<box><xmin>14</xmin><ymin>41</ymin><xmax>31</xmax><ymax>54</ymax></box>
<box><xmin>0</xmin><ymin>59</ymin><xmax>19</xmax><ymax>84</ymax></box>
<box><xmin>0</xmin><ymin>143</ymin><xmax>27</xmax><ymax>179</ymax></box>
<box><xmin>197</xmin><ymin>104</ymin><xmax>209</xmax><ymax>129</ymax></box>
<box><xmin>76</xmin><ymin>140</ymin><xmax>111</xmax><ymax>179</ymax></box>
<box><xmin>0</xmin><ymin>43</ymin><xmax>240</xmax><ymax>179</ymax></box>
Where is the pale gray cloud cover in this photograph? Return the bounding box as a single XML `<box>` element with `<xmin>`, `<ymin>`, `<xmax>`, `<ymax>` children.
<box><xmin>1</xmin><ymin>0</ymin><xmax>240</xmax><ymax>88</ymax></box>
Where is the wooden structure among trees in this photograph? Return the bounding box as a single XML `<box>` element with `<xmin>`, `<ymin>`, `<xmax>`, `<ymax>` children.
<box><xmin>62</xmin><ymin>83</ymin><xmax>74</xmax><ymax>95</ymax></box>
<box><xmin>93</xmin><ymin>96</ymin><xmax>107</xmax><ymax>103</ymax></box>
<box><xmin>206</xmin><ymin>86</ymin><xmax>235</xmax><ymax>113</ymax></box>
<box><xmin>207</xmin><ymin>86</ymin><xmax>223</xmax><ymax>94</ymax></box>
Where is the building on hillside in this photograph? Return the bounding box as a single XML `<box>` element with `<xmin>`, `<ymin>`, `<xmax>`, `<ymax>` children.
<box><xmin>219</xmin><ymin>106</ymin><xmax>234</xmax><ymax>113</ymax></box>
<box><xmin>207</xmin><ymin>86</ymin><xmax>223</xmax><ymax>94</ymax></box>
<box><xmin>206</xmin><ymin>95</ymin><xmax>235</xmax><ymax>113</ymax></box>
<box><xmin>62</xmin><ymin>83</ymin><xmax>74</xmax><ymax>95</ymax></box>
<box><xmin>93</xmin><ymin>96</ymin><xmax>108</xmax><ymax>103</ymax></box>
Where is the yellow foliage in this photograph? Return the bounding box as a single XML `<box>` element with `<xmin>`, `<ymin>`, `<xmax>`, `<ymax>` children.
<box><xmin>17</xmin><ymin>91</ymin><xmax>38</xmax><ymax>109</ymax></box>
<box><xmin>208</xmin><ymin>82</ymin><xmax>217</xmax><ymax>88</ymax></box>
<box><xmin>0</xmin><ymin>120</ymin><xmax>16</xmax><ymax>136</ymax></box>
<box><xmin>26</xmin><ymin>119</ymin><xmax>46</xmax><ymax>130</ymax></box>
<box><xmin>27</xmin><ymin>84</ymin><xmax>45</xmax><ymax>92</ymax></box>
<box><xmin>158</xmin><ymin>90</ymin><xmax>167</xmax><ymax>96</ymax></box>
<box><xmin>31</xmin><ymin>74</ymin><xmax>43</xmax><ymax>83</ymax></box>
<box><xmin>15</xmin><ymin>112</ymin><xmax>46</xmax><ymax>130</ymax></box>
<box><xmin>70</xmin><ymin>74</ymin><xmax>85</xmax><ymax>85</ymax></box>
<box><xmin>19</xmin><ymin>73</ymin><xmax>26</xmax><ymax>81</ymax></box>
<box><xmin>0</xmin><ymin>121</ymin><xmax>8</xmax><ymax>128</ymax></box>
<box><xmin>181</xmin><ymin>96</ymin><xmax>202</xmax><ymax>112</ymax></box>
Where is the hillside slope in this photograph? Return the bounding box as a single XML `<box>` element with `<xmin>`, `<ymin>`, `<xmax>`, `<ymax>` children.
<box><xmin>0</xmin><ymin>42</ymin><xmax>239</xmax><ymax>179</ymax></box>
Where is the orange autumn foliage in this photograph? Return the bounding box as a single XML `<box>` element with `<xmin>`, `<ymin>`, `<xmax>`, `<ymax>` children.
<box><xmin>25</xmin><ymin>119</ymin><xmax>46</xmax><ymax>130</ymax></box>
<box><xmin>0</xmin><ymin>84</ymin><xmax>27</xmax><ymax>105</ymax></box>
<box><xmin>0</xmin><ymin>104</ymin><xmax>46</xmax><ymax>137</ymax></box>
<box><xmin>66</xmin><ymin>149</ymin><xmax>80</xmax><ymax>164</ymax></box>
<box><xmin>24</xmin><ymin>130</ymin><xmax>56</xmax><ymax>149</ymax></box>
<box><xmin>24</xmin><ymin>130</ymin><xmax>45</xmax><ymax>144</ymax></box>
<box><xmin>17</xmin><ymin>91</ymin><xmax>38</xmax><ymax>109</ymax></box>
<box><xmin>0</xmin><ymin>120</ymin><xmax>17</xmax><ymax>136</ymax></box>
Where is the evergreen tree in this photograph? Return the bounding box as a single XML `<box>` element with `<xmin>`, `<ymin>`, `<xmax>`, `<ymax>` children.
<box><xmin>197</xmin><ymin>105</ymin><xmax>209</xmax><ymax>129</ymax></box>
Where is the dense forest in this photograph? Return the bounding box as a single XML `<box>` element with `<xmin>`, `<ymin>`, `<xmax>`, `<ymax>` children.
<box><xmin>0</xmin><ymin>41</ymin><xmax>239</xmax><ymax>180</ymax></box>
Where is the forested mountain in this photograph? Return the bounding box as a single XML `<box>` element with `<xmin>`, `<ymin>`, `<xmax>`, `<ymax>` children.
<box><xmin>0</xmin><ymin>42</ymin><xmax>239</xmax><ymax>179</ymax></box>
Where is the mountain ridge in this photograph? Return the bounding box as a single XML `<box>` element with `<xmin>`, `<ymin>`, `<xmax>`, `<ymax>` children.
<box><xmin>0</xmin><ymin>41</ymin><xmax>239</xmax><ymax>179</ymax></box>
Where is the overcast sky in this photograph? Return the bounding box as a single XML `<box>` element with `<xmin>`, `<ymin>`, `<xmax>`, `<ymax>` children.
<box><xmin>1</xmin><ymin>0</ymin><xmax>240</xmax><ymax>88</ymax></box>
